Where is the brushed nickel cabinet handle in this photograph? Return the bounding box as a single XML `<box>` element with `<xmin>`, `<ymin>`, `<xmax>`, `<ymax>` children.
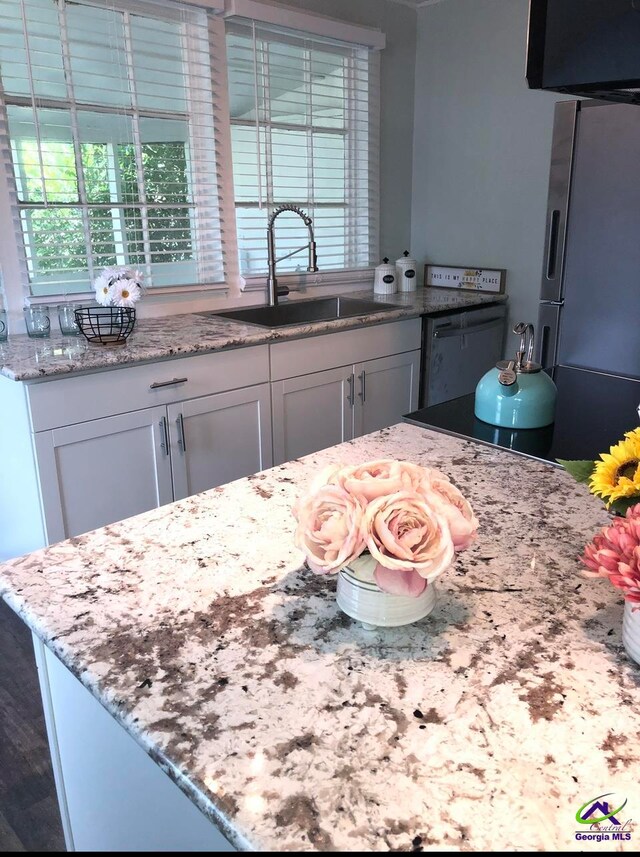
<box><xmin>159</xmin><ymin>417</ymin><xmax>169</xmax><ymax>456</ymax></box>
<box><xmin>149</xmin><ymin>377</ymin><xmax>188</xmax><ymax>390</ymax></box>
<box><xmin>358</xmin><ymin>370</ymin><xmax>366</xmax><ymax>403</ymax></box>
<box><xmin>346</xmin><ymin>373</ymin><xmax>355</xmax><ymax>407</ymax></box>
<box><xmin>176</xmin><ymin>413</ymin><xmax>187</xmax><ymax>452</ymax></box>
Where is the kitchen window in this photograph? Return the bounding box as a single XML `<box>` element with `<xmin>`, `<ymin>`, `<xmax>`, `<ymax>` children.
<box><xmin>0</xmin><ymin>0</ymin><xmax>224</xmax><ymax>298</ymax></box>
<box><xmin>0</xmin><ymin>0</ymin><xmax>381</xmax><ymax>301</ymax></box>
<box><xmin>225</xmin><ymin>20</ymin><xmax>379</xmax><ymax>282</ymax></box>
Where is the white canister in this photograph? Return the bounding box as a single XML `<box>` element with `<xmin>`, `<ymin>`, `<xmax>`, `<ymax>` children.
<box><xmin>395</xmin><ymin>250</ymin><xmax>418</xmax><ymax>292</ymax></box>
<box><xmin>374</xmin><ymin>257</ymin><xmax>397</xmax><ymax>295</ymax></box>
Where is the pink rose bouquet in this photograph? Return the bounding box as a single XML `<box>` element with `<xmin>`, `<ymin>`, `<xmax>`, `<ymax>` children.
<box><xmin>293</xmin><ymin>458</ymin><xmax>478</xmax><ymax>597</ymax></box>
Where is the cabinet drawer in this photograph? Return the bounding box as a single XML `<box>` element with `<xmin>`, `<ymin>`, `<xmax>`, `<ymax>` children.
<box><xmin>270</xmin><ymin>318</ymin><xmax>421</xmax><ymax>381</ymax></box>
<box><xmin>27</xmin><ymin>345</ymin><xmax>270</xmax><ymax>432</ymax></box>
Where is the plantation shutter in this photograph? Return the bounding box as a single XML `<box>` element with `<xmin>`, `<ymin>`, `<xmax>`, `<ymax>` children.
<box><xmin>0</xmin><ymin>0</ymin><xmax>227</xmax><ymax>297</ymax></box>
<box><xmin>224</xmin><ymin>16</ymin><xmax>380</xmax><ymax>284</ymax></box>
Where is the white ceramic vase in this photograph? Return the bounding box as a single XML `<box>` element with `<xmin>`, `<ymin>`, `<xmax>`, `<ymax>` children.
<box><xmin>622</xmin><ymin>600</ymin><xmax>640</xmax><ymax>666</ymax></box>
<box><xmin>336</xmin><ymin>554</ymin><xmax>438</xmax><ymax>630</ymax></box>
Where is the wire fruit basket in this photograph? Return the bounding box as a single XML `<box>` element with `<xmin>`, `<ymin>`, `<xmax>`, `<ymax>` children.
<box><xmin>74</xmin><ymin>306</ymin><xmax>136</xmax><ymax>345</ymax></box>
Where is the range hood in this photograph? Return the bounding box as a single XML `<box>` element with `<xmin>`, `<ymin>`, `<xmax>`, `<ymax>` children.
<box><xmin>527</xmin><ymin>0</ymin><xmax>640</xmax><ymax>106</ymax></box>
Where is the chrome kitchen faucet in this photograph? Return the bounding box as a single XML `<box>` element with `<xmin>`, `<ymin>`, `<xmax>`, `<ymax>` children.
<box><xmin>266</xmin><ymin>204</ymin><xmax>318</xmax><ymax>307</ymax></box>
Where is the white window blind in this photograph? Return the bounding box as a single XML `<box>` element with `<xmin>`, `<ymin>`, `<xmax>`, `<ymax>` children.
<box><xmin>0</xmin><ymin>0</ymin><xmax>226</xmax><ymax>297</ymax></box>
<box><xmin>225</xmin><ymin>18</ymin><xmax>380</xmax><ymax>280</ymax></box>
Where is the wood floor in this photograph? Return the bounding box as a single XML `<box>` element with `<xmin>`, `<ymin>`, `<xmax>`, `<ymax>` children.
<box><xmin>0</xmin><ymin>599</ymin><xmax>65</xmax><ymax>852</ymax></box>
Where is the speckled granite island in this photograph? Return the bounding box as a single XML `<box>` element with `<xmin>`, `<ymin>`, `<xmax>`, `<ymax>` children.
<box><xmin>1</xmin><ymin>423</ymin><xmax>638</xmax><ymax>852</ymax></box>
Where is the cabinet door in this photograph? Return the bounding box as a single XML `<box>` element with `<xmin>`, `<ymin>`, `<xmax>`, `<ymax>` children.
<box><xmin>353</xmin><ymin>351</ymin><xmax>420</xmax><ymax>438</ymax></box>
<box><xmin>271</xmin><ymin>367</ymin><xmax>354</xmax><ymax>466</ymax></box>
<box><xmin>33</xmin><ymin>407</ymin><xmax>173</xmax><ymax>544</ymax></box>
<box><xmin>168</xmin><ymin>383</ymin><xmax>273</xmax><ymax>501</ymax></box>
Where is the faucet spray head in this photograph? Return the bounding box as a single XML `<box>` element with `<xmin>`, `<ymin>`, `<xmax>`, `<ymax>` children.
<box><xmin>308</xmin><ymin>241</ymin><xmax>318</xmax><ymax>272</ymax></box>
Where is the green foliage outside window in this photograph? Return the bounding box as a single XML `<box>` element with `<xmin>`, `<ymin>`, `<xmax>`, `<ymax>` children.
<box><xmin>17</xmin><ymin>138</ymin><xmax>193</xmax><ymax>277</ymax></box>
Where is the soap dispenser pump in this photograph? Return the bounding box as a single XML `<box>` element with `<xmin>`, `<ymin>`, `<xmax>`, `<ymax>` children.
<box><xmin>474</xmin><ymin>323</ymin><xmax>558</xmax><ymax>429</ymax></box>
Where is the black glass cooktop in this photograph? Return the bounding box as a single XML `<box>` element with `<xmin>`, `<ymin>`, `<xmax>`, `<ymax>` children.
<box><xmin>404</xmin><ymin>365</ymin><xmax>640</xmax><ymax>465</ymax></box>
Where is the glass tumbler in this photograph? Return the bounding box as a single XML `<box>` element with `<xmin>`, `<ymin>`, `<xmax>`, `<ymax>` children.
<box><xmin>0</xmin><ymin>309</ymin><xmax>7</xmax><ymax>342</ymax></box>
<box><xmin>58</xmin><ymin>302</ymin><xmax>81</xmax><ymax>336</ymax></box>
<box><xmin>24</xmin><ymin>305</ymin><xmax>51</xmax><ymax>338</ymax></box>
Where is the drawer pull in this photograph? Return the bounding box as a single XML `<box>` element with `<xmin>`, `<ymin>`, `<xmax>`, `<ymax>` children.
<box><xmin>149</xmin><ymin>377</ymin><xmax>188</xmax><ymax>390</ymax></box>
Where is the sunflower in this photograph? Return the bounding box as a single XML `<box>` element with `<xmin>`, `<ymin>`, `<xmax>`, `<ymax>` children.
<box><xmin>590</xmin><ymin>428</ymin><xmax>640</xmax><ymax>506</ymax></box>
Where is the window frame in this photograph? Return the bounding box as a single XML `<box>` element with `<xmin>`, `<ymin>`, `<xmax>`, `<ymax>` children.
<box><xmin>0</xmin><ymin>0</ymin><xmax>227</xmax><ymax>302</ymax></box>
<box><xmin>0</xmin><ymin>0</ymin><xmax>380</xmax><ymax>308</ymax></box>
<box><xmin>225</xmin><ymin>20</ymin><xmax>379</xmax><ymax>285</ymax></box>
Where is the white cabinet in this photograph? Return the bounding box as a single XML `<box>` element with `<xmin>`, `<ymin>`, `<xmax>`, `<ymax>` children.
<box><xmin>271</xmin><ymin>368</ymin><xmax>354</xmax><ymax>464</ymax></box>
<box><xmin>0</xmin><ymin>320</ymin><xmax>421</xmax><ymax>555</ymax></box>
<box><xmin>33</xmin><ymin>384</ymin><xmax>274</xmax><ymax>543</ymax></box>
<box><xmin>354</xmin><ymin>351</ymin><xmax>421</xmax><ymax>438</ymax></box>
<box><xmin>34</xmin><ymin>639</ymin><xmax>234</xmax><ymax>851</ymax></box>
<box><xmin>33</xmin><ymin>407</ymin><xmax>174</xmax><ymax>544</ymax></box>
<box><xmin>11</xmin><ymin>346</ymin><xmax>272</xmax><ymax>548</ymax></box>
<box><xmin>168</xmin><ymin>384</ymin><xmax>272</xmax><ymax>501</ymax></box>
<box><xmin>270</xmin><ymin>319</ymin><xmax>421</xmax><ymax>465</ymax></box>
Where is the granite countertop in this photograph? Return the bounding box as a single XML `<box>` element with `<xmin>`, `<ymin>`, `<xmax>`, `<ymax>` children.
<box><xmin>1</xmin><ymin>423</ymin><xmax>637</xmax><ymax>851</ymax></box>
<box><xmin>0</xmin><ymin>287</ymin><xmax>505</xmax><ymax>382</ymax></box>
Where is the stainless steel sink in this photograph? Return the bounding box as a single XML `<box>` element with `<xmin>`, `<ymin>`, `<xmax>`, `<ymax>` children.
<box><xmin>200</xmin><ymin>296</ymin><xmax>399</xmax><ymax>328</ymax></box>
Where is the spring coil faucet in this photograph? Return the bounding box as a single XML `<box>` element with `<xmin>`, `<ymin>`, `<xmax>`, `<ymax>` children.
<box><xmin>266</xmin><ymin>204</ymin><xmax>318</xmax><ymax>306</ymax></box>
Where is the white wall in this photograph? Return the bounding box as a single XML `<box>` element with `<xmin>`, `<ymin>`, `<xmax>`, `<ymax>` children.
<box><xmin>411</xmin><ymin>0</ymin><xmax>569</xmax><ymax>356</ymax></box>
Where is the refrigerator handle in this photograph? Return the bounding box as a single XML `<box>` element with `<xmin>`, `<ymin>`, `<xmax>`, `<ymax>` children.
<box><xmin>537</xmin><ymin>302</ymin><xmax>562</xmax><ymax>367</ymax></box>
<box><xmin>539</xmin><ymin>100</ymin><xmax>578</xmax><ymax>302</ymax></box>
<box><xmin>546</xmin><ymin>210</ymin><xmax>561</xmax><ymax>279</ymax></box>
<box><xmin>539</xmin><ymin>325</ymin><xmax>550</xmax><ymax>368</ymax></box>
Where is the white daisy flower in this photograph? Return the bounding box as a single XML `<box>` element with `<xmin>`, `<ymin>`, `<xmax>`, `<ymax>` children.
<box><xmin>110</xmin><ymin>278</ymin><xmax>142</xmax><ymax>308</ymax></box>
<box><xmin>93</xmin><ymin>266</ymin><xmax>145</xmax><ymax>307</ymax></box>
<box><xmin>108</xmin><ymin>265</ymin><xmax>128</xmax><ymax>280</ymax></box>
<box><xmin>93</xmin><ymin>272</ymin><xmax>114</xmax><ymax>306</ymax></box>
<box><xmin>130</xmin><ymin>269</ymin><xmax>146</xmax><ymax>288</ymax></box>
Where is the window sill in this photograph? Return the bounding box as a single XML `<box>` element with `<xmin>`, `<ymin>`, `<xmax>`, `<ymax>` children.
<box><xmin>26</xmin><ymin>269</ymin><xmax>375</xmax><ymax>308</ymax></box>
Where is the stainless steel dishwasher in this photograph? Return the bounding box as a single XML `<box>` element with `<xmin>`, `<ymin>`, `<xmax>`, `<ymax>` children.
<box><xmin>420</xmin><ymin>303</ymin><xmax>507</xmax><ymax>407</ymax></box>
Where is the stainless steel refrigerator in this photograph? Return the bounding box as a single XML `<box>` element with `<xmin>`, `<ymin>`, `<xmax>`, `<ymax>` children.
<box><xmin>537</xmin><ymin>99</ymin><xmax>640</xmax><ymax>381</ymax></box>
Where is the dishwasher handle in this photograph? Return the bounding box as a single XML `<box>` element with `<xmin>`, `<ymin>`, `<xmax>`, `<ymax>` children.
<box><xmin>433</xmin><ymin>317</ymin><xmax>504</xmax><ymax>339</ymax></box>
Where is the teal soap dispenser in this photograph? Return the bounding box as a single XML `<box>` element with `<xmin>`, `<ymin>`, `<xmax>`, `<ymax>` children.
<box><xmin>474</xmin><ymin>323</ymin><xmax>557</xmax><ymax>429</ymax></box>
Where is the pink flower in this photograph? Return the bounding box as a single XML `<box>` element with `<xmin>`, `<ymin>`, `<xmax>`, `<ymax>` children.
<box><xmin>581</xmin><ymin>504</ymin><xmax>640</xmax><ymax>603</ymax></box>
<box><xmin>363</xmin><ymin>491</ymin><xmax>454</xmax><ymax>597</ymax></box>
<box><xmin>332</xmin><ymin>459</ymin><xmax>445</xmax><ymax>503</ymax></box>
<box><xmin>293</xmin><ymin>458</ymin><xmax>477</xmax><ymax>602</ymax></box>
<box><xmin>335</xmin><ymin>459</ymin><xmax>407</xmax><ymax>502</ymax></box>
<box><xmin>307</xmin><ymin>464</ymin><xmax>343</xmax><ymax>494</ymax></box>
<box><xmin>293</xmin><ymin>485</ymin><xmax>366</xmax><ymax>575</ymax></box>
<box><xmin>423</xmin><ymin>476</ymin><xmax>479</xmax><ymax>552</ymax></box>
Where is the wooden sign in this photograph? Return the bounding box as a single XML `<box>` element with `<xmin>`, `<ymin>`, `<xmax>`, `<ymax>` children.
<box><xmin>425</xmin><ymin>264</ymin><xmax>506</xmax><ymax>294</ymax></box>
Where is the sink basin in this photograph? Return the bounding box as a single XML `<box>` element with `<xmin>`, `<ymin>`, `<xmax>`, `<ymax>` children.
<box><xmin>200</xmin><ymin>296</ymin><xmax>399</xmax><ymax>328</ymax></box>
